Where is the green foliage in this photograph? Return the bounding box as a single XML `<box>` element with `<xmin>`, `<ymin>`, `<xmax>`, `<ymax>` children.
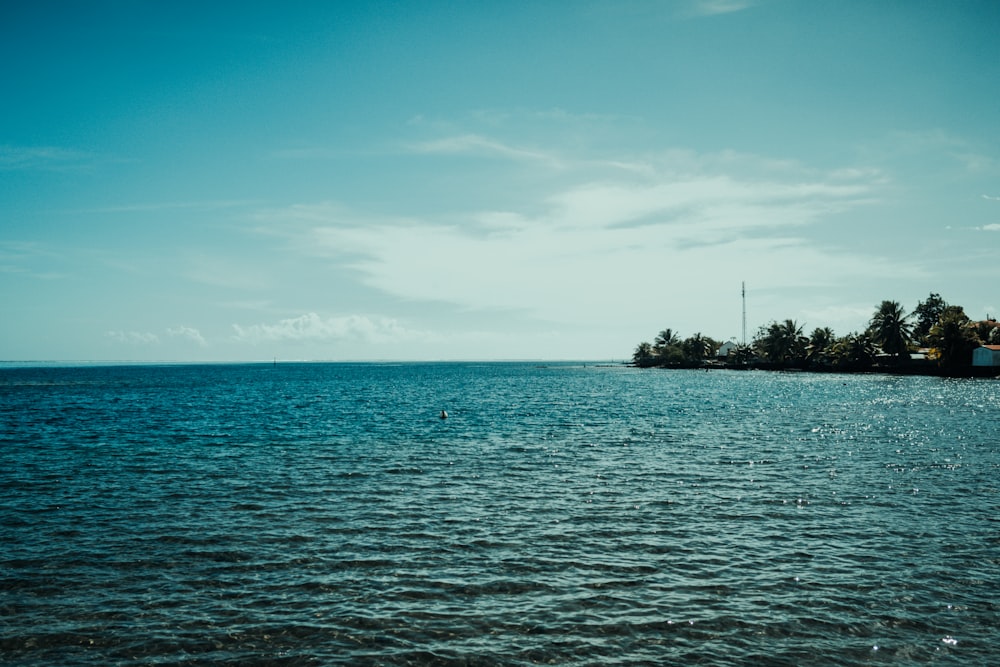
<box><xmin>927</xmin><ymin>308</ymin><xmax>980</xmax><ymax>368</ymax></box>
<box><xmin>630</xmin><ymin>297</ymin><xmax>989</xmax><ymax>373</ymax></box>
<box><xmin>681</xmin><ymin>332</ymin><xmax>715</xmax><ymax>362</ymax></box>
<box><xmin>632</xmin><ymin>342</ymin><xmax>655</xmax><ymax>367</ymax></box>
<box><xmin>658</xmin><ymin>345</ymin><xmax>687</xmax><ymax>364</ymax></box>
<box><xmin>868</xmin><ymin>300</ymin><xmax>912</xmax><ymax>362</ymax></box>
<box><xmin>807</xmin><ymin>327</ymin><xmax>836</xmax><ymax>366</ymax></box>
<box><xmin>654</xmin><ymin>328</ymin><xmax>680</xmax><ymax>348</ymax></box>
<box><xmin>972</xmin><ymin>319</ymin><xmax>1000</xmax><ymax>345</ymax></box>
<box><xmin>912</xmin><ymin>292</ymin><xmax>948</xmax><ymax>345</ymax></box>
<box><xmin>831</xmin><ymin>331</ymin><xmax>876</xmax><ymax>370</ymax></box>
<box><xmin>731</xmin><ymin>343</ymin><xmax>753</xmax><ymax>365</ymax></box>
<box><xmin>653</xmin><ymin>328</ymin><xmax>686</xmax><ymax>364</ymax></box>
<box><xmin>754</xmin><ymin>320</ymin><xmax>807</xmax><ymax>365</ymax></box>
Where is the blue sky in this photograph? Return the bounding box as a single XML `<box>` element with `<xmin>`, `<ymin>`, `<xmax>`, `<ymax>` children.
<box><xmin>2</xmin><ymin>0</ymin><xmax>998</xmax><ymax>361</ymax></box>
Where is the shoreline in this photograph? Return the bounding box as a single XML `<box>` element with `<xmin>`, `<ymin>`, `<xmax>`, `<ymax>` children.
<box><xmin>633</xmin><ymin>360</ymin><xmax>1000</xmax><ymax>379</ymax></box>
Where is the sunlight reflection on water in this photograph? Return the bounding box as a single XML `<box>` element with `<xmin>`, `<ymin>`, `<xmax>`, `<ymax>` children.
<box><xmin>1</xmin><ymin>363</ymin><xmax>998</xmax><ymax>665</ymax></box>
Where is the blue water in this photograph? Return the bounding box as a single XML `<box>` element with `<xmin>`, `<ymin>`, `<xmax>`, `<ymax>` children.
<box><xmin>1</xmin><ymin>362</ymin><xmax>998</xmax><ymax>665</ymax></box>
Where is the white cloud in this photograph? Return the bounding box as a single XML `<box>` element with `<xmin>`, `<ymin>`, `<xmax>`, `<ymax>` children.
<box><xmin>249</xmin><ymin>142</ymin><xmax>920</xmax><ymax>339</ymax></box>
<box><xmin>982</xmin><ymin>195</ymin><xmax>1000</xmax><ymax>201</ymax></box>
<box><xmin>168</xmin><ymin>326</ymin><xmax>207</xmax><ymax>347</ymax></box>
<box><xmin>408</xmin><ymin>134</ymin><xmax>562</xmax><ymax>167</ymax></box>
<box><xmin>873</xmin><ymin>130</ymin><xmax>995</xmax><ymax>173</ymax></box>
<box><xmin>218</xmin><ymin>299</ymin><xmax>274</xmax><ymax>312</ymax></box>
<box><xmin>270</xmin><ymin>159</ymin><xmax>879</xmax><ymax>320</ymax></box>
<box><xmin>953</xmin><ymin>152</ymin><xmax>994</xmax><ymax>173</ymax></box>
<box><xmin>232</xmin><ymin>313</ymin><xmax>428</xmax><ymax>345</ymax></box>
<box><xmin>0</xmin><ymin>145</ymin><xmax>92</xmax><ymax>170</ymax></box>
<box><xmin>545</xmin><ymin>177</ymin><xmax>869</xmax><ymax>233</ymax></box>
<box><xmin>691</xmin><ymin>0</ymin><xmax>754</xmax><ymax>16</ymax></box>
<box><xmin>0</xmin><ymin>241</ymin><xmax>67</xmax><ymax>279</ymax></box>
<box><xmin>107</xmin><ymin>330</ymin><xmax>160</xmax><ymax>345</ymax></box>
<box><xmin>977</xmin><ymin>224</ymin><xmax>1000</xmax><ymax>232</ymax></box>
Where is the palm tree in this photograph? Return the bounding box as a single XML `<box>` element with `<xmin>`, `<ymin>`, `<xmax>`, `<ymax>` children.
<box><xmin>650</xmin><ymin>328</ymin><xmax>683</xmax><ymax>365</ymax></box>
<box><xmin>732</xmin><ymin>343</ymin><xmax>753</xmax><ymax>366</ymax></box>
<box><xmin>755</xmin><ymin>320</ymin><xmax>807</xmax><ymax>365</ymax></box>
<box><xmin>927</xmin><ymin>307</ymin><xmax>980</xmax><ymax>369</ymax></box>
<box><xmin>655</xmin><ymin>328</ymin><xmax>680</xmax><ymax>348</ymax></box>
<box><xmin>832</xmin><ymin>331</ymin><xmax>876</xmax><ymax>371</ymax></box>
<box><xmin>681</xmin><ymin>332</ymin><xmax>713</xmax><ymax>363</ymax></box>
<box><xmin>869</xmin><ymin>300</ymin><xmax>912</xmax><ymax>364</ymax></box>
<box><xmin>632</xmin><ymin>342</ymin><xmax>655</xmax><ymax>367</ymax></box>
<box><xmin>807</xmin><ymin>327</ymin><xmax>835</xmax><ymax>367</ymax></box>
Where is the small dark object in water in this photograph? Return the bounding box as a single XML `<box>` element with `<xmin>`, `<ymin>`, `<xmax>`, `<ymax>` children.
<box><xmin>439</xmin><ymin>410</ymin><xmax>448</xmax><ymax>419</ymax></box>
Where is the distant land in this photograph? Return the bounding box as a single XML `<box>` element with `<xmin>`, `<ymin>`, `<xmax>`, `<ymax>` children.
<box><xmin>632</xmin><ymin>293</ymin><xmax>1000</xmax><ymax>377</ymax></box>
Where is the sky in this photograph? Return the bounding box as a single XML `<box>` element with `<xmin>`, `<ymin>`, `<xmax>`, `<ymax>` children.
<box><xmin>2</xmin><ymin>0</ymin><xmax>999</xmax><ymax>362</ymax></box>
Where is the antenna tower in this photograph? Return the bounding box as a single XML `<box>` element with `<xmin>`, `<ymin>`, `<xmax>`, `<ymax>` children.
<box><xmin>741</xmin><ymin>281</ymin><xmax>747</xmax><ymax>348</ymax></box>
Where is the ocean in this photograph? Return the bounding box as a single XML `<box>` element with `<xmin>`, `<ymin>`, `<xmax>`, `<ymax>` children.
<box><xmin>1</xmin><ymin>362</ymin><xmax>998</xmax><ymax>666</ymax></box>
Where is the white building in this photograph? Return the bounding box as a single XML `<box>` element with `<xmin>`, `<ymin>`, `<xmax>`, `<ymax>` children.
<box><xmin>716</xmin><ymin>341</ymin><xmax>738</xmax><ymax>358</ymax></box>
<box><xmin>972</xmin><ymin>345</ymin><xmax>1000</xmax><ymax>367</ymax></box>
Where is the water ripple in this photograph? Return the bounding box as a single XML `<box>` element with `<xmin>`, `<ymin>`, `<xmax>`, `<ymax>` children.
<box><xmin>1</xmin><ymin>364</ymin><xmax>997</xmax><ymax>665</ymax></box>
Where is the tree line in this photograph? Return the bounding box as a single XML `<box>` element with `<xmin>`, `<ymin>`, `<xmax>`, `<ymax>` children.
<box><xmin>632</xmin><ymin>293</ymin><xmax>999</xmax><ymax>372</ymax></box>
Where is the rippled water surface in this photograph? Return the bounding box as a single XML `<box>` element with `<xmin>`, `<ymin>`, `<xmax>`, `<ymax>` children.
<box><xmin>2</xmin><ymin>362</ymin><xmax>999</xmax><ymax>665</ymax></box>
